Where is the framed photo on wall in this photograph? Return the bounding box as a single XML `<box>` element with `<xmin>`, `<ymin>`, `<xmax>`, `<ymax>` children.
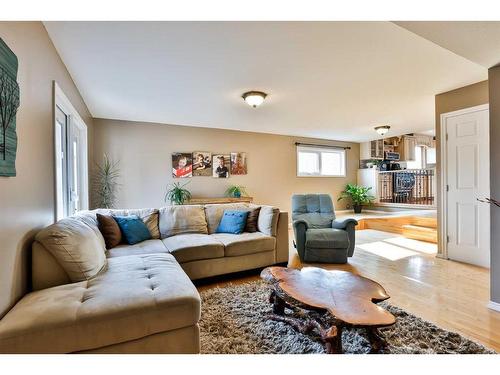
<box><xmin>192</xmin><ymin>151</ymin><xmax>212</xmax><ymax>176</ymax></box>
<box><xmin>172</xmin><ymin>152</ymin><xmax>193</xmax><ymax>178</ymax></box>
<box><xmin>212</xmin><ymin>154</ymin><xmax>230</xmax><ymax>178</ymax></box>
<box><xmin>230</xmin><ymin>152</ymin><xmax>247</xmax><ymax>175</ymax></box>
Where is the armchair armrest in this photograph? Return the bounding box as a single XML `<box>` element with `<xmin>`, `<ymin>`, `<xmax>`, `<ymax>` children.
<box><xmin>331</xmin><ymin>218</ymin><xmax>358</xmax><ymax>230</ymax></box>
<box><xmin>292</xmin><ymin>220</ymin><xmax>309</xmax><ymax>261</ymax></box>
<box><xmin>332</xmin><ymin>218</ymin><xmax>358</xmax><ymax>257</ymax></box>
<box><xmin>293</xmin><ymin>219</ymin><xmax>309</xmax><ymax>231</ymax></box>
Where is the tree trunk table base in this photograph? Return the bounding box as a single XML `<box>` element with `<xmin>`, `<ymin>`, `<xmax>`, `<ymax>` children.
<box><xmin>261</xmin><ymin>267</ymin><xmax>396</xmax><ymax>354</ymax></box>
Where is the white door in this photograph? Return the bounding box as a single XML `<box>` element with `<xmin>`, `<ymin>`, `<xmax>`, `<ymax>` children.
<box><xmin>445</xmin><ymin>106</ymin><xmax>490</xmax><ymax>268</ymax></box>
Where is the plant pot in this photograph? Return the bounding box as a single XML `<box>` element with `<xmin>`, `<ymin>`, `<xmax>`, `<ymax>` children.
<box><xmin>234</xmin><ymin>191</ymin><xmax>241</xmax><ymax>198</ymax></box>
<box><xmin>353</xmin><ymin>204</ymin><xmax>362</xmax><ymax>214</ymax></box>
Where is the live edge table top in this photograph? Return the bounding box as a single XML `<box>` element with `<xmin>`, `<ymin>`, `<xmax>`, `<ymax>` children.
<box><xmin>261</xmin><ymin>266</ymin><xmax>396</xmax><ymax>327</ymax></box>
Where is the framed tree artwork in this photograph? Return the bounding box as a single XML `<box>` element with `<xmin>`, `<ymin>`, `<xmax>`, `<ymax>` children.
<box><xmin>0</xmin><ymin>38</ymin><xmax>20</xmax><ymax>177</ymax></box>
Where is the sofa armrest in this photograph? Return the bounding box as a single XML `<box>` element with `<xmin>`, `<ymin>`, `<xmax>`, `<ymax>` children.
<box><xmin>275</xmin><ymin>212</ymin><xmax>289</xmax><ymax>264</ymax></box>
<box><xmin>331</xmin><ymin>218</ymin><xmax>358</xmax><ymax>230</ymax></box>
<box><xmin>292</xmin><ymin>220</ymin><xmax>308</xmax><ymax>261</ymax></box>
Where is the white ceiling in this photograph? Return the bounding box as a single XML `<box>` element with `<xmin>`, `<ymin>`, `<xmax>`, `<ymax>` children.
<box><xmin>395</xmin><ymin>21</ymin><xmax>500</xmax><ymax>69</ymax></box>
<box><xmin>44</xmin><ymin>21</ymin><xmax>488</xmax><ymax>142</ymax></box>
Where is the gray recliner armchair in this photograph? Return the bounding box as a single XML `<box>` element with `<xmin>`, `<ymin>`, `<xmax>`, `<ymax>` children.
<box><xmin>292</xmin><ymin>194</ymin><xmax>358</xmax><ymax>263</ymax></box>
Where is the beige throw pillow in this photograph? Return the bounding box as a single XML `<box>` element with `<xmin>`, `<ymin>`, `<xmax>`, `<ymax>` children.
<box><xmin>35</xmin><ymin>217</ymin><xmax>107</xmax><ymax>282</ymax></box>
<box><xmin>159</xmin><ymin>205</ymin><xmax>208</xmax><ymax>238</ymax></box>
<box><xmin>257</xmin><ymin>205</ymin><xmax>280</xmax><ymax>236</ymax></box>
<box><xmin>141</xmin><ymin>211</ymin><xmax>160</xmax><ymax>239</ymax></box>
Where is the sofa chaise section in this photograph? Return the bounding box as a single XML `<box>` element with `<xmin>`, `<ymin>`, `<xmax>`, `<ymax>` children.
<box><xmin>0</xmin><ymin>253</ymin><xmax>200</xmax><ymax>354</ymax></box>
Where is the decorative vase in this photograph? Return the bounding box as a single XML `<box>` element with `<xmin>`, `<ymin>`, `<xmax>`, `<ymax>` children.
<box><xmin>234</xmin><ymin>191</ymin><xmax>241</xmax><ymax>198</ymax></box>
<box><xmin>353</xmin><ymin>204</ymin><xmax>362</xmax><ymax>214</ymax></box>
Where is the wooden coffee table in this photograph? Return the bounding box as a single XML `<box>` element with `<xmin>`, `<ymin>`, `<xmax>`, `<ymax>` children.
<box><xmin>260</xmin><ymin>266</ymin><xmax>396</xmax><ymax>353</ymax></box>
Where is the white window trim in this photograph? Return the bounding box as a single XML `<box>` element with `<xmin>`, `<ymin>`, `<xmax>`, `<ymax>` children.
<box><xmin>407</xmin><ymin>145</ymin><xmax>437</xmax><ymax>170</ymax></box>
<box><xmin>296</xmin><ymin>145</ymin><xmax>346</xmax><ymax>177</ymax></box>
<box><xmin>53</xmin><ymin>82</ymin><xmax>89</xmax><ymax>221</ymax></box>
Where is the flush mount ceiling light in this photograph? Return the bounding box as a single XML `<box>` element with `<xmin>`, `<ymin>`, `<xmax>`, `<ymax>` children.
<box><xmin>374</xmin><ymin>125</ymin><xmax>391</xmax><ymax>136</ymax></box>
<box><xmin>242</xmin><ymin>91</ymin><xmax>267</xmax><ymax>108</ymax></box>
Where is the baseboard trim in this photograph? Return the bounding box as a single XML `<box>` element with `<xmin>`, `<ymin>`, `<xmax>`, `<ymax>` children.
<box><xmin>487</xmin><ymin>300</ymin><xmax>500</xmax><ymax>312</ymax></box>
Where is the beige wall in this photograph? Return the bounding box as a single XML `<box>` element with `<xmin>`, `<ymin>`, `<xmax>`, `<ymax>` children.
<box><xmin>434</xmin><ymin>80</ymin><xmax>489</xmax><ymax>256</ymax></box>
<box><xmin>92</xmin><ymin>119</ymin><xmax>359</xmax><ymax>218</ymax></box>
<box><xmin>0</xmin><ymin>22</ymin><xmax>93</xmax><ymax>317</ymax></box>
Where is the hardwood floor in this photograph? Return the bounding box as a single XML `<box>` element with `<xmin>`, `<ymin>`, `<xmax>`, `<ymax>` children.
<box><xmin>197</xmin><ymin>229</ymin><xmax>500</xmax><ymax>352</ymax></box>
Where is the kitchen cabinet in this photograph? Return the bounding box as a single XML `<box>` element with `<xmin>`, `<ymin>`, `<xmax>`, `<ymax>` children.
<box><xmin>360</xmin><ymin>140</ymin><xmax>384</xmax><ymax>159</ymax></box>
<box><xmin>398</xmin><ymin>136</ymin><xmax>417</xmax><ymax>161</ymax></box>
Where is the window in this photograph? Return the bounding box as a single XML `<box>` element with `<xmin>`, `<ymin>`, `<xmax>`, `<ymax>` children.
<box><xmin>426</xmin><ymin>147</ymin><xmax>436</xmax><ymax>166</ymax></box>
<box><xmin>406</xmin><ymin>146</ymin><xmax>423</xmax><ymax>169</ymax></box>
<box><xmin>297</xmin><ymin>145</ymin><xmax>346</xmax><ymax>177</ymax></box>
<box><xmin>406</xmin><ymin>145</ymin><xmax>436</xmax><ymax>170</ymax></box>
<box><xmin>54</xmin><ymin>83</ymin><xmax>89</xmax><ymax>220</ymax></box>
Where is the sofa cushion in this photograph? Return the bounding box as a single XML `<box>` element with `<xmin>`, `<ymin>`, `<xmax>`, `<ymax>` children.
<box><xmin>94</xmin><ymin>209</ymin><xmax>160</xmax><ymax>239</ymax></box>
<box><xmin>159</xmin><ymin>205</ymin><xmax>208</xmax><ymax>238</ymax></box>
<box><xmin>97</xmin><ymin>213</ymin><xmax>122</xmax><ymax>249</ymax></box>
<box><xmin>255</xmin><ymin>205</ymin><xmax>280</xmax><ymax>236</ymax></box>
<box><xmin>244</xmin><ymin>207</ymin><xmax>261</xmax><ymax>233</ymax></box>
<box><xmin>162</xmin><ymin>234</ymin><xmax>224</xmax><ymax>263</ymax></box>
<box><xmin>204</xmin><ymin>203</ymin><xmax>250</xmax><ymax>234</ymax></box>
<box><xmin>216</xmin><ymin>210</ymin><xmax>249</xmax><ymax>234</ymax></box>
<box><xmin>114</xmin><ymin>215</ymin><xmax>153</xmax><ymax>245</ymax></box>
<box><xmin>0</xmin><ymin>253</ymin><xmax>200</xmax><ymax>353</ymax></box>
<box><xmin>211</xmin><ymin>232</ymin><xmax>276</xmax><ymax>257</ymax></box>
<box><xmin>34</xmin><ymin>217</ymin><xmax>107</xmax><ymax>282</ymax></box>
<box><xmin>106</xmin><ymin>239</ymin><xmax>168</xmax><ymax>258</ymax></box>
<box><xmin>305</xmin><ymin>228</ymin><xmax>349</xmax><ymax>249</ymax></box>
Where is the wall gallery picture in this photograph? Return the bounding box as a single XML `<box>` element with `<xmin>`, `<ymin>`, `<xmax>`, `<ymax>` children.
<box><xmin>230</xmin><ymin>152</ymin><xmax>247</xmax><ymax>175</ymax></box>
<box><xmin>0</xmin><ymin>38</ymin><xmax>20</xmax><ymax>177</ymax></box>
<box><xmin>212</xmin><ymin>154</ymin><xmax>230</xmax><ymax>178</ymax></box>
<box><xmin>172</xmin><ymin>152</ymin><xmax>193</xmax><ymax>178</ymax></box>
<box><xmin>192</xmin><ymin>151</ymin><xmax>212</xmax><ymax>176</ymax></box>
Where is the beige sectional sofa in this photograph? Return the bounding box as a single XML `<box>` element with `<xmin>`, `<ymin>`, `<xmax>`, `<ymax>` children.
<box><xmin>0</xmin><ymin>203</ymin><xmax>288</xmax><ymax>353</ymax></box>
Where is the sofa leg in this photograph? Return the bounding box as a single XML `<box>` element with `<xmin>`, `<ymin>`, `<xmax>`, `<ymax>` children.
<box><xmin>274</xmin><ymin>261</ymin><xmax>288</xmax><ymax>267</ymax></box>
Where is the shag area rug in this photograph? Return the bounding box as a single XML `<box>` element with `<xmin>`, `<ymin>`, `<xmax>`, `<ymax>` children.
<box><xmin>199</xmin><ymin>281</ymin><xmax>495</xmax><ymax>354</ymax></box>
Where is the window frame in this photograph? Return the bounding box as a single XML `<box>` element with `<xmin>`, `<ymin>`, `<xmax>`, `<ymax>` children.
<box><xmin>53</xmin><ymin>82</ymin><xmax>89</xmax><ymax>221</ymax></box>
<box><xmin>296</xmin><ymin>145</ymin><xmax>346</xmax><ymax>177</ymax></box>
<box><xmin>406</xmin><ymin>145</ymin><xmax>436</xmax><ymax>170</ymax></box>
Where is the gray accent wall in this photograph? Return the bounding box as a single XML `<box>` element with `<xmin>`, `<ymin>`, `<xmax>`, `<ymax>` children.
<box><xmin>489</xmin><ymin>66</ymin><xmax>500</xmax><ymax>304</ymax></box>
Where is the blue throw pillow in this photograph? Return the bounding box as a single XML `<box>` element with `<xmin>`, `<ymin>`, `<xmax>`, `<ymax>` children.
<box><xmin>114</xmin><ymin>215</ymin><xmax>152</xmax><ymax>245</ymax></box>
<box><xmin>216</xmin><ymin>210</ymin><xmax>249</xmax><ymax>234</ymax></box>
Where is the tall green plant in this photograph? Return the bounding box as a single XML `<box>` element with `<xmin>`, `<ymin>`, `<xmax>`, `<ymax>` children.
<box><xmin>165</xmin><ymin>181</ymin><xmax>192</xmax><ymax>205</ymax></box>
<box><xmin>337</xmin><ymin>183</ymin><xmax>375</xmax><ymax>206</ymax></box>
<box><xmin>93</xmin><ymin>154</ymin><xmax>120</xmax><ymax>208</ymax></box>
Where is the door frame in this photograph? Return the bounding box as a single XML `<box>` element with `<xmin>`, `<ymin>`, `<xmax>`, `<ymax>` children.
<box><xmin>439</xmin><ymin>103</ymin><xmax>489</xmax><ymax>259</ymax></box>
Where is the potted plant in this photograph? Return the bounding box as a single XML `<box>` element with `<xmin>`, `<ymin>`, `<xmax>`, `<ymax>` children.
<box><xmin>165</xmin><ymin>181</ymin><xmax>192</xmax><ymax>205</ymax></box>
<box><xmin>337</xmin><ymin>183</ymin><xmax>375</xmax><ymax>214</ymax></box>
<box><xmin>225</xmin><ymin>185</ymin><xmax>247</xmax><ymax>198</ymax></box>
<box><xmin>92</xmin><ymin>154</ymin><xmax>120</xmax><ymax>208</ymax></box>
